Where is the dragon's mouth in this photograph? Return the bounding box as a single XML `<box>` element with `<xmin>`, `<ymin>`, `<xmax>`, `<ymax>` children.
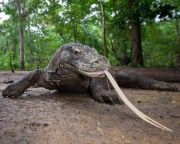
<box><xmin>78</xmin><ymin>69</ymin><xmax>105</xmax><ymax>78</ymax></box>
<box><xmin>60</xmin><ymin>62</ymin><xmax>107</xmax><ymax>78</ymax></box>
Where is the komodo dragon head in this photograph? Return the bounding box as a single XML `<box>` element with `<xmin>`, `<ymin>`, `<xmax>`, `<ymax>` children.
<box><xmin>46</xmin><ymin>43</ymin><xmax>110</xmax><ymax>77</ymax></box>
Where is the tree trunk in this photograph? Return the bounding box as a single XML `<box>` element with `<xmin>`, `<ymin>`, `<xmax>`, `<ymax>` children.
<box><xmin>128</xmin><ymin>0</ymin><xmax>143</xmax><ymax>66</ymax></box>
<box><xmin>100</xmin><ymin>0</ymin><xmax>108</xmax><ymax>57</ymax></box>
<box><xmin>6</xmin><ymin>40</ymin><xmax>15</xmax><ymax>73</ymax></box>
<box><xmin>16</xmin><ymin>0</ymin><xmax>25</xmax><ymax>70</ymax></box>
<box><xmin>19</xmin><ymin>18</ymin><xmax>25</xmax><ymax>70</ymax></box>
<box><xmin>12</xmin><ymin>38</ymin><xmax>17</xmax><ymax>60</ymax></box>
<box><xmin>131</xmin><ymin>19</ymin><xmax>143</xmax><ymax>66</ymax></box>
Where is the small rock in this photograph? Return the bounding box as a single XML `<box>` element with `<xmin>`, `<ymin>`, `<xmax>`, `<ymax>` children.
<box><xmin>43</xmin><ymin>123</ymin><xmax>49</xmax><ymax>127</ymax></box>
<box><xmin>96</xmin><ymin>127</ymin><xmax>104</xmax><ymax>136</ymax></box>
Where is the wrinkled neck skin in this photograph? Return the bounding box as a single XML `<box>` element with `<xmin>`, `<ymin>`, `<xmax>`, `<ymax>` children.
<box><xmin>44</xmin><ymin>64</ymin><xmax>91</xmax><ymax>92</ymax></box>
<box><xmin>45</xmin><ymin>63</ymin><xmax>90</xmax><ymax>81</ymax></box>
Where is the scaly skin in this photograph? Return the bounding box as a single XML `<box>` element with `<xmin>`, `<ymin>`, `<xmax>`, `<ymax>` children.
<box><xmin>2</xmin><ymin>43</ymin><xmax>180</xmax><ymax>104</ymax></box>
<box><xmin>3</xmin><ymin>43</ymin><xmax>121</xmax><ymax>104</ymax></box>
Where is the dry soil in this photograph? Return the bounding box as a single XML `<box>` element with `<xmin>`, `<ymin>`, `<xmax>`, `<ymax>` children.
<box><xmin>0</xmin><ymin>71</ymin><xmax>179</xmax><ymax>144</ymax></box>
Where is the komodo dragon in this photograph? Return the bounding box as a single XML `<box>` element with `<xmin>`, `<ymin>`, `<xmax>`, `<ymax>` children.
<box><xmin>2</xmin><ymin>43</ymin><xmax>180</xmax><ymax>104</ymax></box>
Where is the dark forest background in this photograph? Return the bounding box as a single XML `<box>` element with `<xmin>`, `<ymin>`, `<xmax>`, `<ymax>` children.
<box><xmin>0</xmin><ymin>0</ymin><xmax>179</xmax><ymax>70</ymax></box>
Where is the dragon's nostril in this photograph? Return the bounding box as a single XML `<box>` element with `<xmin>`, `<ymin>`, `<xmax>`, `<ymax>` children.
<box><xmin>94</xmin><ymin>60</ymin><xmax>99</xmax><ymax>64</ymax></box>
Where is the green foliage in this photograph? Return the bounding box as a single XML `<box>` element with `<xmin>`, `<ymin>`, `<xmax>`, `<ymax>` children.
<box><xmin>142</xmin><ymin>20</ymin><xmax>179</xmax><ymax>67</ymax></box>
<box><xmin>0</xmin><ymin>0</ymin><xmax>179</xmax><ymax>70</ymax></box>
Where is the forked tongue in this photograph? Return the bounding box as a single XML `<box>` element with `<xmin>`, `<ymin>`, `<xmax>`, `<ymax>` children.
<box><xmin>104</xmin><ymin>70</ymin><xmax>173</xmax><ymax>132</ymax></box>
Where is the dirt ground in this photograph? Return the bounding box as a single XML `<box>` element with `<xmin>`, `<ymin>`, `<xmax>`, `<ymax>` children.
<box><xmin>0</xmin><ymin>71</ymin><xmax>180</xmax><ymax>144</ymax></box>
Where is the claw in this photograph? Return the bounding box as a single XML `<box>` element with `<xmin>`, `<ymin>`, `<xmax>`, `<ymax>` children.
<box><xmin>2</xmin><ymin>83</ymin><xmax>23</xmax><ymax>98</ymax></box>
<box><xmin>93</xmin><ymin>95</ymin><xmax>104</xmax><ymax>103</ymax></box>
<box><xmin>101</xmin><ymin>92</ymin><xmax>114</xmax><ymax>104</ymax></box>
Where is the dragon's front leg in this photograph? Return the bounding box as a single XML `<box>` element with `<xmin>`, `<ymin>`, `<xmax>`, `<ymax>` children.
<box><xmin>2</xmin><ymin>69</ymin><xmax>43</xmax><ymax>98</ymax></box>
<box><xmin>90</xmin><ymin>78</ymin><xmax>123</xmax><ymax>104</ymax></box>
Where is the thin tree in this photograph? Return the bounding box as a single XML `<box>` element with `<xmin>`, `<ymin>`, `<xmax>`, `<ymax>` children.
<box><xmin>128</xmin><ymin>0</ymin><xmax>143</xmax><ymax>66</ymax></box>
<box><xmin>99</xmin><ymin>0</ymin><xmax>108</xmax><ymax>57</ymax></box>
<box><xmin>15</xmin><ymin>0</ymin><xmax>26</xmax><ymax>70</ymax></box>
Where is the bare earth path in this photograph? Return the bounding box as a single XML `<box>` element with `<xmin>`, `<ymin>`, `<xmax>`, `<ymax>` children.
<box><xmin>0</xmin><ymin>71</ymin><xmax>179</xmax><ymax>144</ymax></box>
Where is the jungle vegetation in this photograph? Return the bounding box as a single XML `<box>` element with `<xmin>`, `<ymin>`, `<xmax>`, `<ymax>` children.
<box><xmin>0</xmin><ymin>0</ymin><xmax>179</xmax><ymax>71</ymax></box>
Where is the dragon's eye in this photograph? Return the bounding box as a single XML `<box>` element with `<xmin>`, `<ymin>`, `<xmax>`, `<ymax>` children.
<box><xmin>73</xmin><ymin>48</ymin><xmax>80</xmax><ymax>55</ymax></box>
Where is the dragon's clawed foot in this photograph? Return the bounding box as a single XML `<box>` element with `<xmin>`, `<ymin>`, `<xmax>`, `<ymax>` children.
<box><xmin>93</xmin><ymin>90</ymin><xmax>123</xmax><ymax>105</ymax></box>
<box><xmin>2</xmin><ymin>83</ymin><xmax>25</xmax><ymax>98</ymax></box>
